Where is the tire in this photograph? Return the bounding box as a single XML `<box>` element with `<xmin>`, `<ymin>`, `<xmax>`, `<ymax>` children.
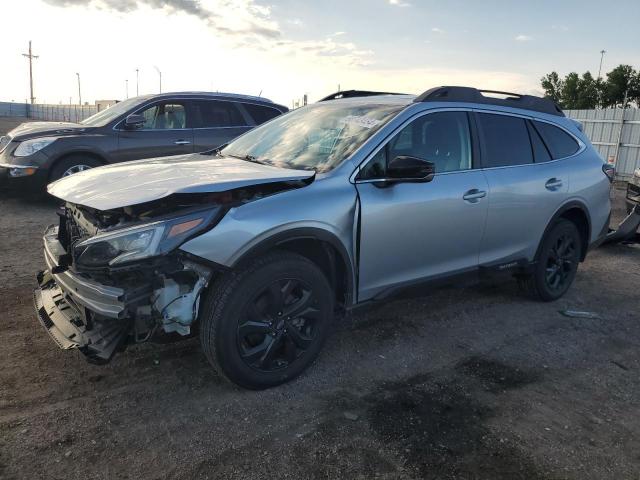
<box><xmin>49</xmin><ymin>155</ymin><xmax>103</xmax><ymax>182</ymax></box>
<box><xmin>519</xmin><ymin>219</ymin><xmax>582</xmax><ymax>301</ymax></box>
<box><xmin>199</xmin><ymin>251</ymin><xmax>334</xmax><ymax>389</ymax></box>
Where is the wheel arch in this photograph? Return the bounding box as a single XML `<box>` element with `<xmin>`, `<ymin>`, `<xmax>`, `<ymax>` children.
<box><xmin>48</xmin><ymin>150</ymin><xmax>108</xmax><ymax>181</ymax></box>
<box><xmin>538</xmin><ymin>200</ymin><xmax>592</xmax><ymax>261</ymax></box>
<box><xmin>231</xmin><ymin>227</ymin><xmax>356</xmax><ymax>308</ymax></box>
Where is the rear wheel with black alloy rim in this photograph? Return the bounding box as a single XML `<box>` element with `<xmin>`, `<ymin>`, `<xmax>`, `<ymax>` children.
<box><xmin>199</xmin><ymin>251</ymin><xmax>334</xmax><ymax>389</ymax></box>
<box><xmin>519</xmin><ymin>219</ymin><xmax>582</xmax><ymax>301</ymax></box>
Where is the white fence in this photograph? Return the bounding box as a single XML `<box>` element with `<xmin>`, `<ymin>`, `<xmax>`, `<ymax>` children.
<box><xmin>565</xmin><ymin>109</ymin><xmax>640</xmax><ymax>179</ymax></box>
<box><xmin>0</xmin><ymin>101</ymin><xmax>98</xmax><ymax>123</ymax></box>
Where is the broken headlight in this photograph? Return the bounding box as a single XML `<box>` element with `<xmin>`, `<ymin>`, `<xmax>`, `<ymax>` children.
<box><xmin>74</xmin><ymin>209</ymin><xmax>219</xmax><ymax>268</ymax></box>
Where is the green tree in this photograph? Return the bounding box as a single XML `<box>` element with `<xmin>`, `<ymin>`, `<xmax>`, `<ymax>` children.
<box><xmin>602</xmin><ymin>64</ymin><xmax>639</xmax><ymax>107</ymax></box>
<box><xmin>561</xmin><ymin>72</ymin><xmax>580</xmax><ymax>109</ymax></box>
<box><xmin>575</xmin><ymin>72</ymin><xmax>599</xmax><ymax>109</ymax></box>
<box><xmin>541</xmin><ymin>71</ymin><xmax>564</xmax><ymax>105</ymax></box>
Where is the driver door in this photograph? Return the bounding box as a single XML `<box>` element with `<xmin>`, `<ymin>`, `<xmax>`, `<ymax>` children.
<box><xmin>355</xmin><ymin>110</ymin><xmax>489</xmax><ymax>301</ymax></box>
<box><xmin>115</xmin><ymin>101</ymin><xmax>194</xmax><ymax>163</ymax></box>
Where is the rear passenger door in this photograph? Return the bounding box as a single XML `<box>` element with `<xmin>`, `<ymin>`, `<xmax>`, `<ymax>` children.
<box><xmin>191</xmin><ymin>100</ymin><xmax>252</xmax><ymax>152</ymax></box>
<box><xmin>476</xmin><ymin>112</ymin><xmax>572</xmax><ymax>266</ymax></box>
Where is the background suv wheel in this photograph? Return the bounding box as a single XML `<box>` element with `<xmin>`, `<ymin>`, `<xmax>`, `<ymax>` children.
<box><xmin>49</xmin><ymin>155</ymin><xmax>102</xmax><ymax>182</ymax></box>
<box><xmin>199</xmin><ymin>251</ymin><xmax>334</xmax><ymax>389</ymax></box>
<box><xmin>519</xmin><ymin>219</ymin><xmax>582</xmax><ymax>301</ymax></box>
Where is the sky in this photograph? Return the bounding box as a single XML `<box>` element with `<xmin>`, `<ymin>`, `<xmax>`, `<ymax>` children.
<box><xmin>1</xmin><ymin>0</ymin><xmax>639</xmax><ymax>107</ymax></box>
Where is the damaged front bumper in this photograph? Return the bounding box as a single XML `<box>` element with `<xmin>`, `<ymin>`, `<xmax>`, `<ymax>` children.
<box><xmin>34</xmin><ymin>270</ymin><xmax>130</xmax><ymax>363</ymax></box>
<box><xmin>33</xmin><ymin>224</ymin><xmax>213</xmax><ymax>363</ymax></box>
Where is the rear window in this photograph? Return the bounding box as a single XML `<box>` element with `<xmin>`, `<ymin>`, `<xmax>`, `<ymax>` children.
<box><xmin>533</xmin><ymin>121</ymin><xmax>580</xmax><ymax>159</ymax></box>
<box><xmin>243</xmin><ymin>103</ymin><xmax>282</xmax><ymax>124</ymax></box>
<box><xmin>477</xmin><ymin>113</ymin><xmax>533</xmax><ymax>167</ymax></box>
<box><xmin>191</xmin><ymin>100</ymin><xmax>246</xmax><ymax>128</ymax></box>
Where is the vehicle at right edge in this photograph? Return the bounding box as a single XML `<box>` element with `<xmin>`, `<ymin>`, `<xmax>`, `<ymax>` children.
<box><xmin>35</xmin><ymin>86</ymin><xmax>613</xmax><ymax>389</ymax></box>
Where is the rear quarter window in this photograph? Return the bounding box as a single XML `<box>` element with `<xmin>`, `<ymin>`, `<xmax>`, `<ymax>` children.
<box><xmin>243</xmin><ymin>103</ymin><xmax>282</xmax><ymax>125</ymax></box>
<box><xmin>533</xmin><ymin>121</ymin><xmax>580</xmax><ymax>159</ymax></box>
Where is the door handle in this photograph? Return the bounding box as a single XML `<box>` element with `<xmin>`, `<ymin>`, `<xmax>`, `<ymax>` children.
<box><xmin>545</xmin><ymin>178</ymin><xmax>563</xmax><ymax>191</ymax></box>
<box><xmin>174</xmin><ymin>140</ymin><xmax>191</xmax><ymax>145</ymax></box>
<box><xmin>462</xmin><ymin>189</ymin><xmax>487</xmax><ymax>203</ymax></box>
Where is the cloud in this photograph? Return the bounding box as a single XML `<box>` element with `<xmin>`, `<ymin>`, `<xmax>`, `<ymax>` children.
<box><xmin>388</xmin><ymin>0</ymin><xmax>411</xmax><ymax>6</ymax></box>
<box><xmin>332</xmin><ymin>31</ymin><xmax>346</xmax><ymax>36</ymax></box>
<box><xmin>42</xmin><ymin>0</ymin><xmax>372</xmax><ymax>66</ymax></box>
<box><xmin>431</xmin><ymin>27</ymin><xmax>445</xmax><ymax>34</ymax></box>
<box><xmin>515</xmin><ymin>34</ymin><xmax>533</xmax><ymax>42</ymax></box>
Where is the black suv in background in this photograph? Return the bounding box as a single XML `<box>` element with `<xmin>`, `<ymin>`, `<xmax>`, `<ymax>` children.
<box><xmin>0</xmin><ymin>92</ymin><xmax>288</xmax><ymax>189</ymax></box>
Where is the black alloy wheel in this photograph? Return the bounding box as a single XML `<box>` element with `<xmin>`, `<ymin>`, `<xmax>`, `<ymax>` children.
<box><xmin>518</xmin><ymin>219</ymin><xmax>582</xmax><ymax>301</ymax></box>
<box><xmin>543</xmin><ymin>233</ymin><xmax>578</xmax><ymax>293</ymax></box>
<box><xmin>199</xmin><ymin>251</ymin><xmax>333</xmax><ymax>389</ymax></box>
<box><xmin>237</xmin><ymin>278</ymin><xmax>321</xmax><ymax>372</ymax></box>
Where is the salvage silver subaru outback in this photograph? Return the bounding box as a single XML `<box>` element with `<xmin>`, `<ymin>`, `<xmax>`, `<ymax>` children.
<box><xmin>35</xmin><ymin>86</ymin><xmax>612</xmax><ymax>389</ymax></box>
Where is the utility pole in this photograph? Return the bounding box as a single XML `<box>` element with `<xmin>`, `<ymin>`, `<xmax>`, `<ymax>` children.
<box><xmin>22</xmin><ymin>41</ymin><xmax>38</xmax><ymax>104</ymax></box>
<box><xmin>125</xmin><ymin>79</ymin><xmax>129</xmax><ymax>99</ymax></box>
<box><xmin>154</xmin><ymin>66</ymin><xmax>162</xmax><ymax>93</ymax></box>
<box><xmin>597</xmin><ymin>49</ymin><xmax>606</xmax><ymax>79</ymax></box>
<box><xmin>76</xmin><ymin>72</ymin><xmax>82</xmax><ymax>105</ymax></box>
<box><xmin>136</xmin><ymin>68</ymin><xmax>139</xmax><ymax>96</ymax></box>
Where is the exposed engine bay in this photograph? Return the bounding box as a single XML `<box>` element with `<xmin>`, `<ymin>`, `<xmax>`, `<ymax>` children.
<box><xmin>35</xmin><ymin>180</ymin><xmax>310</xmax><ymax>363</ymax></box>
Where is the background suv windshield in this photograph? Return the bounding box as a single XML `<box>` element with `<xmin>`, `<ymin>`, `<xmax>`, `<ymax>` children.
<box><xmin>222</xmin><ymin>102</ymin><xmax>403</xmax><ymax>172</ymax></box>
<box><xmin>80</xmin><ymin>96</ymin><xmax>149</xmax><ymax>127</ymax></box>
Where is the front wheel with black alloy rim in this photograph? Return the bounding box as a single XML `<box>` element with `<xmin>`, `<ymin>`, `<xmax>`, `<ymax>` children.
<box><xmin>49</xmin><ymin>155</ymin><xmax>103</xmax><ymax>182</ymax></box>
<box><xmin>519</xmin><ymin>219</ymin><xmax>582</xmax><ymax>301</ymax></box>
<box><xmin>199</xmin><ymin>251</ymin><xmax>334</xmax><ymax>389</ymax></box>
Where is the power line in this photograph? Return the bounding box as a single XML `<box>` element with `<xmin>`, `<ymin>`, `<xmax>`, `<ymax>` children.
<box><xmin>21</xmin><ymin>40</ymin><xmax>39</xmax><ymax>104</ymax></box>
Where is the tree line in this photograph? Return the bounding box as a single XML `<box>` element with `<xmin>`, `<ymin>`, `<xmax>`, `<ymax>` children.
<box><xmin>541</xmin><ymin>65</ymin><xmax>640</xmax><ymax>109</ymax></box>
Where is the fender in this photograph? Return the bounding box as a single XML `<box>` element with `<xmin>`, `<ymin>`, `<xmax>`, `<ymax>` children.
<box><xmin>232</xmin><ymin>226</ymin><xmax>357</xmax><ymax>306</ymax></box>
<box><xmin>535</xmin><ymin>199</ymin><xmax>592</xmax><ymax>261</ymax></box>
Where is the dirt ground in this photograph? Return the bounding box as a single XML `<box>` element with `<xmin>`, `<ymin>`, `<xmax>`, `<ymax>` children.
<box><xmin>0</xmin><ymin>128</ymin><xmax>639</xmax><ymax>478</ymax></box>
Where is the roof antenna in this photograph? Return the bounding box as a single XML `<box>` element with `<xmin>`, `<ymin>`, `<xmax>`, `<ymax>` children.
<box><xmin>258</xmin><ymin>89</ymin><xmax>263</xmax><ymax>97</ymax></box>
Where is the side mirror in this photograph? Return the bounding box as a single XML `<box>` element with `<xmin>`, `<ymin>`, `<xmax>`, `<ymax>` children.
<box><xmin>386</xmin><ymin>155</ymin><xmax>435</xmax><ymax>183</ymax></box>
<box><xmin>124</xmin><ymin>114</ymin><xmax>146</xmax><ymax>130</ymax></box>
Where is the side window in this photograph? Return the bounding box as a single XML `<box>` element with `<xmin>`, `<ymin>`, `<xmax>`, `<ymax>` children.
<box><xmin>477</xmin><ymin>113</ymin><xmax>533</xmax><ymax>167</ymax></box>
<box><xmin>527</xmin><ymin>121</ymin><xmax>552</xmax><ymax>163</ymax></box>
<box><xmin>140</xmin><ymin>103</ymin><xmax>187</xmax><ymax>129</ymax></box>
<box><xmin>359</xmin><ymin>111</ymin><xmax>472</xmax><ymax>179</ymax></box>
<box><xmin>533</xmin><ymin>121</ymin><xmax>580</xmax><ymax>159</ymax></box>
<box><xmin>191</xmin><ymin>100</ymin><xmax>246</xmax><ymax>128</ymax></box>
<box><xmin>242</xmin><ymin>103</ymin><xmax>282</xmax><ymax>124</ymax></box>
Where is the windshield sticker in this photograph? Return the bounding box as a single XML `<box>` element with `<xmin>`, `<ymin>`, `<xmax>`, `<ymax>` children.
<box><xmin>339</xmin><ymin>116</ymin><xmax>382</xmax><ymax>129</ymax></box>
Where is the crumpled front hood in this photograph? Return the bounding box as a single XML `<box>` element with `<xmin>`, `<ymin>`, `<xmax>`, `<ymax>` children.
<box><xmin>47</xmin><ymin>154</ymin><xmax>315</xmax><ymax>210</ymax></box>
<box><xmin>9</xmin><ymin>121</ymin><xmax>88</xmax><ymax>140</ymax></box>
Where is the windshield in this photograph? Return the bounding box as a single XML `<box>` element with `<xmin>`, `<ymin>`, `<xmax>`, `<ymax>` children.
<box><xmin>221</xmin><ymin>101</ymin><xmax>404</xmax><ymax>172</ymax></box>
<box><xmin>80</xmin><ymin>96</ymin><xmax>149</xmax><ymax>127</ymax></box>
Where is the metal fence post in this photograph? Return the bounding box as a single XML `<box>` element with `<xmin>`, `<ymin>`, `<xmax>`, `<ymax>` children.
<box><xmin>612</xmin><ymin>91</ymin><xmax>628</xmax><ymax>170</ymax></box>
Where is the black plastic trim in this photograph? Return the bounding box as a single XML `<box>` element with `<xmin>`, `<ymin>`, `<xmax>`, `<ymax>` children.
<box><xmin>319</xmin><ymin>90</ymin><xmax>406</xmax><ymax>102</ymax></box>
<box><xmin>414</xmin><ymin>86</ymin><xmax>564</xmax><ymax>117</ymax></box>
<box><xmin>232</xmin><ymin>227</ymin><xmax>356</xmax><ymax>306</ymax></box>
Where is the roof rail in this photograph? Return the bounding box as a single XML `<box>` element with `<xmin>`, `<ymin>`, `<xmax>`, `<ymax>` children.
<box><xmin>319</xmin><ymin>90</ymin><xmax>406</xmax><ymax>102</ymax></box>
<box><xmin>414</xmin><ymin>86</ymin><xmax>564</xmax><ymax>117</ymax></box>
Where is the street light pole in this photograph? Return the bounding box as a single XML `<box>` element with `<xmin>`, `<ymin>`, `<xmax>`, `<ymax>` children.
<box><xmin>154</xmin><ymin>66</ymin><xmax>162</xmax><ymax>93</ymax></box>
<box><xmin>76</xmin><ymin>72</ymin><xmax>82</xmax><ymax>106</ymax></box>
<box><xmin>126</xmin><ymin>79</ymin><xmax>129</xmax><ymax>99</ymax></box>
<box><xmin>597</xmin><ymin>49</ymin><xmax>606</xmax><ymax>79</ymax></box>
<box><xmin>136</xmin><ymin>68</ymin><xmax>139</xmax><ymax>96</ymax></box>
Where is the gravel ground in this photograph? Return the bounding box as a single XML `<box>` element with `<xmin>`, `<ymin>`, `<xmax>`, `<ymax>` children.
<box><xmin>0</xmin><ymin>127</ymin><xmax>639</xmax><ymax>478</ymax></box>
